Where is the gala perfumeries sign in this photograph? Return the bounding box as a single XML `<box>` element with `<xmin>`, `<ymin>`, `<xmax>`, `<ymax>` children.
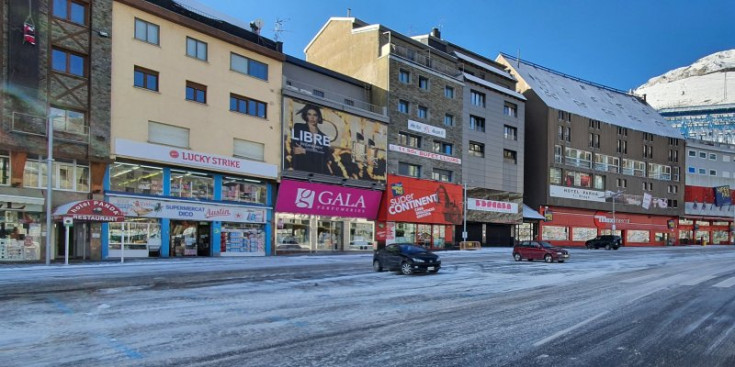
<box><xmin>275</xmin><ymin>180</ymin><xmax>382</xmax><ymax>219</ymax></box>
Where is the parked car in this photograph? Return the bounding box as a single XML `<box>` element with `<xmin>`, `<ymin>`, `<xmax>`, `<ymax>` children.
<box><xmin>373</xmin><ymin>243</ymin><xmax>441</xmax><ymax>275</ymax></box>
<box><xmin>513</xmin><ymin>241</ymin><xmax>569</xmax><ymax>263</ymax></box>
<box><xmin>585</xmin><ymin>235</ymin><xmax>622</xmax><ymax>250</ymax></box>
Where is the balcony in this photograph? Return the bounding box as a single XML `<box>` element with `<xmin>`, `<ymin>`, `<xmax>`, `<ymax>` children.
<box><xmin>282</xmin><ymin>78</ymin><xmax>387</xmax><ymax>116</ymax></box>
<box><xmin>383</xmin><ymin>43</ymin><xmax>462</xmax><ymax>79</ymax></box>
<box><xmin>11</xmin><ymin>111</ymin><xmax>90</xmax><ymax>144</ymax></box>
<box><xmin>594</xmin><ymin>163</ymin><xmax>619</xmax><ymax>173</ymax></box>
<box><xmin>565</xmin><ymin>156</ymin><xmax>592</xmax><ymax>169</ymax></box>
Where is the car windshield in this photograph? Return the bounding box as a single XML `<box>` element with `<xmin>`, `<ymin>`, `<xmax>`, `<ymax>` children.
<box><xmin>399</xmin><ymin>244</ymin><xmax>427</xmax><ymax>254</ymax></box>
<box><xmin>539</xmin><ymin>242</ymin><xmax>554</xmax><ymax>248</ymax></box>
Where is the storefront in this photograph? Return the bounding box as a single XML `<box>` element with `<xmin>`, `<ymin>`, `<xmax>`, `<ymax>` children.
<box><xmin>376</xmin><ymin>175</ymin><xmax>463</xmax><ymax>250</ymax></box>
<box><xmin>677</xmin><ymin>218</ymin><xmax>732</xmax><ymax>245</ymax></box>
<box><xmin>0</xmin><ymin>191</ymin><xmax>45</xmax><ymax>262</ymax></box>
<box><xmin>538</xmin><ymin>206</ymin><xmax>677</xmax><ymax>247</ymax></box>
<box><xmin>274</xmin><ymin>179</ymin><xmax>382</xmax><ymax>253</ymax></box>
<box><xmin>464</xmin><ymin>196</ymin><xmax>523</xmax><ymax>246</ymax></box>
<box><xmin>105</xmin><ymin>139</ymin><xmax>276</xmax><ymax>258</ymax></box>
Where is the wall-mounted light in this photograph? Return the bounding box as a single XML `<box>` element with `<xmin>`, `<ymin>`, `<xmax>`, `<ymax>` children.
<box><xmin>97</xmin><ymin>30</ymin><xmax>109</xmax><ymax>38</ymax></box>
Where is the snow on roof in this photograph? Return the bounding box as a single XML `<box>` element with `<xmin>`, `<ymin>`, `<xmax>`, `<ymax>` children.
<box><xmin>464</xmin><ymin>73</ymin><xmax>526</xmax><ymax>101</ymax></box>
<box><xmin>454</xmin><ymin>51</ymin><xmax>515</xmax><ymax>81</ymax></box>
<box><xmin>502</xmin><ymin>54</ymin><xmax>682</xmax><ymax>139</ymax></box>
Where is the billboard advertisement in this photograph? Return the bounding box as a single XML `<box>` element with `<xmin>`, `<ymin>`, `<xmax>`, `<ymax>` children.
<box><xmin>283</xmin><ymin>97</ymin><xmax>387</xmax><ymax>182</ymax></box>
<box><xmin>275</xmin><ymin>179</ymin><xmax>383</xmax><ymax>219</ymax></box>
<box><xmin>378</xmin><ymin>175</ymin><xmax>463</xmax><ymax>225</ymax></box>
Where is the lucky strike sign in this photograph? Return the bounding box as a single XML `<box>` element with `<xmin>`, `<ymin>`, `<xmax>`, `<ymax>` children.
<box><xmin>378</xmin><ymin>175</ymin><xmax>463</xmax><ymax>225</ymax></box>
<box><xmin>275</xmin><ymin>180</ymin><xmax>382</xmax><ymax>219</ymax></box>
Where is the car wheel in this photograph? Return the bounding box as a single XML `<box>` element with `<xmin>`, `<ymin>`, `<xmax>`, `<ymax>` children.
<box><xmin>400</xmin><ymin>261</ymin><xmax>413</xmax><ymax>275</ymax></box>
<box><xmin>613</xmin><ymin>246</ymin><xmax>619</xmax><ymax>251</ymax></box>
<box><xmin>544</xmin><ymin>254</ymin><xmax>553</xmax><ymax>263</ymax></box>
<box><xmin>513</xmin><ymin>253</ymin><xmax>522</xmax><ymax>261</ymax></box>
<box><xmin>605</xmin><ymin>244</ymin><xmax>611</xmax><ymax>250</ymax></box>
<box><xmin>586</xmin><ymin>244</ymin><xmax>591</xmax><ymax>249</ymax></box>
<box><xmin>429</xmin><ymin>269</ymin><xmax>439</xmax><ymax>274</ymax></box>
<box><xmin>373</xmin><ymin>260</ymin><xmax>383</xmax><ymax>272</ymax></box>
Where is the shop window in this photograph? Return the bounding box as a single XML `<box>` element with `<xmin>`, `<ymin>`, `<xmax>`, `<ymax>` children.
<box><xmin>109</xmin><ymin>162</ymin><xmax>163</xmax><ymax>195</ymax></box>
<box><xmin>23</xmin><ymin>156</ymin><xmax>88</xmax><ymax>192</ymax></box>
<box><xmin>221</xmin><ymin>223</ymin><xmax>265</xmax><ymax>255</ymax></box>
<box><xmin>654</xmin><ymin>233</ymin><xmax>665</xmax><ymax>242</ymax></box>
<box><xmin>542</xmin><ymin>226</ymin><xmax>567</xmax><ymax>241</ymax></box>
<box><xmin>0</xmin><ymin>213</ymin><xmax>42</xmax><ymax>260</ymax></box>
<box><xmin>626</xmin><ymin>230</ymin><xmax>650</xmax><ymax>243</ymax></box>
<box><xmin>276</xmin><ymin>215</ymin><xmax>310</xmax><ymax>251</ymax></box>
<box><xmin>170</xmin><ymin>169</ymin><xmax>213</xmax><ymax>199</ymax></box>
<box><xmin>395</xmin><ymin>222</ymin><xmax>416</xmax><ymax>244</ymax></box>
<box><xmin>349</xmin><ymin>222</ymin><xmax>374</xmax><ymax>251</ymax></box>
<box><xmin>221</xmin><ymin>177</ymin><xmax>266</xmax><ymax>204</ymax></box>
<box><xmin>108</xmin><ymin>219</ymin><xmax>160</xmax><ymax>255</ymax></box>
<box><xmin>0</xmin><ymin>152</ymin><xmax>9</xmax><ymax>186</ymax></box>
<box><xmin>572</xmin><ymin>227</ymin><xmax>597</xmax><ymax>242</ymax></box>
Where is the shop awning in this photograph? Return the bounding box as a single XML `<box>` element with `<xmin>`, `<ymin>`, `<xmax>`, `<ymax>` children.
<box><xmin>522</xmin><ymin>204</ymin><xmax>545</xmax><ymax>220</ymax></box>
<box><xmin>53</xmin><ymin>200</ymin><xmax>125</xmax><ymax>222</ymax></box>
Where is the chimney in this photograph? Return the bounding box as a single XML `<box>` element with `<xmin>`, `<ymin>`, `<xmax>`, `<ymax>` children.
<box><xmin>276</xmin><ymin>41</ymin><xmax>283</xmax><ymax>52</ymax></box>
<box><xmin>430</xmin><ymin>27</ymin><xmax>440</xmax><ymax>39</ymax></box>
<box><xmin>643</xmin><ymin>94</ymin><xmax>647</xmax><ymax>102</ymax></box>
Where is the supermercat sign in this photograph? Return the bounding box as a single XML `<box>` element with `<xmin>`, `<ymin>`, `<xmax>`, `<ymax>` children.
<box><xmin>115</xmin><ymin>139</ymin><xmax>277</xmax><ymax>179</ymax></box>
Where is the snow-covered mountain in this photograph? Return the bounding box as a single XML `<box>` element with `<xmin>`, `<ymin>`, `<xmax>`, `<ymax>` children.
<box><xmin>634</xmin><ymin>49</ymin><xmax>735</xmax><ymax>110</ymax></box>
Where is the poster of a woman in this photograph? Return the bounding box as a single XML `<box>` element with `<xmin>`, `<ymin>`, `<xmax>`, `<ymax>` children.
<box><xmin>288</xmin><ymin>104</ymin><xmax>333</xmax><ymax>175</ymax></box>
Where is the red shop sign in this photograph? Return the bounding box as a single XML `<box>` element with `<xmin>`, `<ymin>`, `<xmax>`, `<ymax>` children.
<box><xmin>378</xmin><ymin>175</ymin><xmax>463</xmax><ymax>225</ymax></box>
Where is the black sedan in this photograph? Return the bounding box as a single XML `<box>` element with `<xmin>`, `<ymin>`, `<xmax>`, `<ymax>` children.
<box><xmin>373</xmin><ymin>243</ymin><xmax>441</xmax><ymax>275</ymax></box>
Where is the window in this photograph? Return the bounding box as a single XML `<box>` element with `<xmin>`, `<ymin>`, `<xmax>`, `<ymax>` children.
<box><xmin>148</xmin><ymin>121</ymin><xmax>189</xmax><ymax>148</ymax></box>
<box><xmin>617</xmin><ymin>139</ymin><xmax>627</xmax><ymax>154</ymax></box>
<box><xmin>622</xmin><ymin>159</ymin><xmax>645</xmax><ymax>177</ymax></box>
<box><xmin>643</xmin><ymin>145</ymin><xmax>653</xmax><ymax>158</ymax></box>
<box><xmin>594</xmin><ymin>175</ymin><xmax>605</xmax><ymax>190</ymax></box>
<box><xmin>230</xmin><ymin>53</ymin><xmax>268</xmax><ymax>80</ymax></box>
<box><xmin>648</xmin><ymin>163</ymin><xmax>671</xmax><ymax>180</ymax></box>
<box><xmin>432</xmin><ymin>169</ymin><xmax>452</xmax><ymax>182</ymax></box>
<box><xmin>669</xmin><ymin>149</ymin><xmax>679</xmax><ymax>162</ymax></box>
<box><xmin>444</xmin><ymin>114</ymin><xmax>454</xmax><ymax>126</ymax></box>
<box><xmin>617</xmin><ymin>127</ymin><xmax>628</xmax><ymax>136</ymax></box>
<box><xmin>398</xmin><ymin>162</ymin><xmax>421</xmax><ymax>177</ymax></box>
<box><xmin>688</xmin><ymin>166</ymin><xmax>695</xmax><ymax>173</ymax></box>
<box><xmin>503</xmin><ymin>102</ymin><xmax>518</xmax><ymax>117</ymax></box>
<box><xmin>468</xmin><ymin>142</ymin><xmax>484</xmax><ymax>157</ymax></box>
<box><xmin>186</xmin><ymin>81</ymin><xmax>206</xmax><ymax>103</ymax></box>
<box><xmin>563</xmin><ymin>170</ymin><xmax>592</xmax><ymax>188</ymax></box>
<box><xmin>53</xmin><ymin>0</ymin><xmax>86</xmax><ymax>25</ymax></box>
<box><xmin>233</xmin><ymin>138</ymin><xmax>265</xmax><ymax>161</ymax></box>
<box><xmin>230</xmin><ymin>94</ymin><xmax>267</xmax><ymax>118</ymax></box>
<box><xmin>186</xmin><ymin>37</ymin><xmax>208</xmax><ymax>61</ymax></box>
<box><xmin>312</xmin><ymin>89</ymin><xmax>325</xmax><ymax>98</ymax></box>
<box><xmin>109</xmin><ymin>162</ymin><xmax>163</xmax><ymax>195</ymax></box>
<box><xmin>418</xmin><ymin>76</ymin><xmax>429</xmax><ymax>90</ymax></box>
<box><xmin>51</xmin><ymin>48</ymin><xmax>85</xmax><ymax>77</ymax></box>
<box><xmin>565</xmin><ymin>147</ymin><xmax>592</xmax><ymax>168</ymax></box>
<box><xmin>344</xmin><ymin>99</ymin><xmax>354</xmax><ymax>106</ymax></box>
<box><xmin>673</xmin><ymin>167</ymin><xmax>680</xmax><ymax>181</ymax></box>
<box><xmin>398</xmin><ymin>100</ymin><xmax>409</xmax><ymax>114</ymax></box>
<box><xmin>398</xmin><ymin>132</ymin><xmax>421</xmax><ymax>148</ymax></box>
<box><xmin>49</xmin><ymin>106</ymin><xmax>86</xmax><ymax>135</ymax></box>
<box><xmin>699</xmin><ymin>152</ymin><xmax>707</xmax><ymax>158</ymax></box>
<box><xmin>24</xmin><ymin>156</ymin><xmax>89</xmax><ymax>192</ymax></box>
<box><xmin>134</xmin><ymin>18</ymin><xmax>159</xmax><ymax>45</ymax></box>
<box><xmin>171</xmin><ymin>169</ymin><xmax>214</xmax><ymax>200</ymax></box>
<box><xmin>616</xmin><ymin>178</ymin><xmax>627</xmax><ymax>188</ymax></box>
<box><xmin>399</xmin><ymin>69</ymin><xmax>410</xmax><ymax>84</ymax></box>
<box><xmin>504</xmin><ymin>125</ymin><xmax>517</xmax><ymax>140</ymax></box>
<box><xmin>470</xmin><ymin>90</ymin><xmax>486</xmax><ymax>107</ymax></box>
<box><xmin>688</xmin><ymin>150</ymin><xmax>696</xmax><ymax>157</ymax></box>
<box><xmin>589</xmin><ymin>119</ymin><xmax>601</xmax><ymax>129</ymax></box>
<box><xmin>709</xmin><ymin>153</ymin><xmax>717</xmax><ymax>160</ymax></box>
<box><xmin>554</xmin><ymin>145</ymin><xmax>563</xmax><ymax>163</ymax></box>
<box><xmin>417</xmin><ymin>106</ymin><xmax>428</xmax><ymax>119</ymax></box>
<box><xmin>558</xmin><ymin>110</ymin><xmax>571</xmax><ymax>122</ymax></box>
<box><xmin>698</xmin><ymin>168</ymin><xmax>706</xmax><ymax>175</ymax></box>
<box><xmin>503</xmin><ymin>149</ymin><xmax>517</xmax><ymax>164</ymax></box>
<box><xmin>594</xmin><ymin>154</ymin><xmax>620</xmax><ymax>173</ymax></box>
<box><xmin>444</xmin><ymin>86</ymin><xmax>454</xmax><ymax>99</ymax></box>
<box><xmin>469</xmin><ymin>115</ymin><xmax>485</xmax><ymax>132</ymax></box>
<box><xmin>134</xmin><ymin>66</ymin><xmax>158</xmax><ymax>91</ymax></box>
<box><xmin>433</xmin><ymin>141</ymin><xmax>453</xmax><ymax>155</ymax></box>
<box><xmin>549</xmin><ymin>168</ymin><xmax>562</xmax><ymax>185</ymax></box>
<box><xmin>667</xmin><ymin>199</ymin><xmax>678</xmax><ymax>208</ymax></box>
<box><xmin>589</xmin><ymin>133</ymin><xmax>600</xmax><ymax>148</ymax></box>
<box><xmin>222</xmin><ymin>176</ymin><xmax>266</xmax><ymax>204</ymax></box>
<box><xmin>565</xmin><ymin>127</ymin><xmax>571</xmax><ymax>142</ymax></box>
<box><xmin>710</xmin><ymin>169</ymin><xmax>717</xmax><ymax>176</ymax></box>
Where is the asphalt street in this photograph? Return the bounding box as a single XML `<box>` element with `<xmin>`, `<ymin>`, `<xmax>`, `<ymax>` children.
<box><xmin>1</xmin><ymin>246</ymin><xmax>734</xmax><ymax>367</ymax></box>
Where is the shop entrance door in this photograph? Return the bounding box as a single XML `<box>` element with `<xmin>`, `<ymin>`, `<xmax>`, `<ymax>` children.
<box><xmin>317</xmin><ymin>220</ymin><xmax>343</xmax><ymax>251</ymax></box>
<box><xmin>170</xmin><ymin>221</ymin><xmax>198</xmax><ymax>256</ymax></box>
<box><xmin>197</xmin><ymin>222</ymin><xmax>211</xmax><ymax>256</ymax></box>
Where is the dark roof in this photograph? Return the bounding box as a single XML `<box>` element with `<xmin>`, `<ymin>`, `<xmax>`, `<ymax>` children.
<box><xmin>145</xmin><ymin>0</ymin><xmax>281</xmax><ymax>52</ymax></box>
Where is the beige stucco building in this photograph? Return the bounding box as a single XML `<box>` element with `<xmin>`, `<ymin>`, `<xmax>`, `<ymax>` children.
<box><xmin>107</xmin><ymin>0</ymin><xmax>284</xmax><ymax>259</ymax></box>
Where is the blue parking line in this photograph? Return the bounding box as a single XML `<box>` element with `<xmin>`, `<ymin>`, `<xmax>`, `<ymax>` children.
<box><xmin>104</xmin><ymin>337</ymin><xmax>143</xmax><ymax>360</ymax></box>
<box><xmin>47</xmin><ymin>297</ymin><xmax>73</xmax><ymax>314</ymax></box>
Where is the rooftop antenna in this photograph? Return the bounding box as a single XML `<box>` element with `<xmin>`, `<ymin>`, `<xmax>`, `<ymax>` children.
<box><xmin>347</xmin><ymin>8</ymin><xmax>351</xmax><ymax>17</ymax></box>
<box><xmin>250</xmin><ymin>18</ymin><xmax>263</xmax><ymax>35</ymax></box>
<box><xmin>274</xmin><ymin>18</ymin><xmax>288</xmax><ymax>42</ymax></box>
<box><xmin>516</xmin><ymin>49</ymin><xmax>521</xmax><ymax>68</ymax></box>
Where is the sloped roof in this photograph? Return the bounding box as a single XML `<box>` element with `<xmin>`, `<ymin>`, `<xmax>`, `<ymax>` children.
<box><xmin>500</xmin><ymin>53</ymin><xmax>682</xmax><ymax>139</ymax></box>
<box><xmin>464</xmin><ymin>73</ymin><xmax>526</xmax><ymax>101</ymax></box>
<box><xmin>455</xmin><ymin>51</ymin><xmax>515</xmax><ymax>81</ymax></box>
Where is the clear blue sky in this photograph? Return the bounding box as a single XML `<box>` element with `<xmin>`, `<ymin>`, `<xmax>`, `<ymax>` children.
<box><xmin>196</xmin><ymin>0</ymin><xmax>734</xmax><ymax>91</ymax></box>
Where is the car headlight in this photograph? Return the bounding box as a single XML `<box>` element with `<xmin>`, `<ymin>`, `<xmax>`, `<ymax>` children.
<box><xmin>412</xmin><ymin>258</ymin><xmax>425</xmax><ymax>263</ymax></box>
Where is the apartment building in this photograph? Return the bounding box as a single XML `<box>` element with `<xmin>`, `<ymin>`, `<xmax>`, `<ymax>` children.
<box><xmin>305</xmin><ymin>18</ymin><xmax>465</xmax><ymax>249</ymax></box>
<box><xmin>498</xmin><ymin>54</ymin><xmax>686</xmax><ymax>247</ymax></box>
<box><xmin>0</xmin><ymin>0</ymin><xmax>112</xmax><ymax>262</ymax></box>
<box><xmin>106</xmin><ymin>0</ymin><xmax>283</xmax><ymax>258</ymax></box>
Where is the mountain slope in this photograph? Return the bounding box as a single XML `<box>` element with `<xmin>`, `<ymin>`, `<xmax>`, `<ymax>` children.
<box><xmin>634</xmin><ymin>49</ymin><xmax>735</xmax><ymax>109</ymax></box>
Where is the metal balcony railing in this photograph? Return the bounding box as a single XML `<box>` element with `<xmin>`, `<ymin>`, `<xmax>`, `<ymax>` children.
<box><xmin>283</xmin><ymin>78</ymin><xmax>387</xmax><ymax>116</ymax></box>
<box><xmin>385</xmin><ymin>43</ymin><xmax>463</xmax><ymax>78</ymax></box>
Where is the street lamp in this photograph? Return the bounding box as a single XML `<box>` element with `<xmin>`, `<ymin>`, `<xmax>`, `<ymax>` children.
<box><xmin>601</xmin><ymin>190</ymin><xmax>624</xmax><ymax>234</ymax></box>
<box><xmin>45</xmin><ymin>112</ymin><xmax>57</xmax><ymax>265</ymax></box>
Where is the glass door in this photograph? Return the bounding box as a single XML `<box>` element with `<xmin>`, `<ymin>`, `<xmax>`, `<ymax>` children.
<box><xmin>349</xmin><ymin>222</ymin><xmax>374</xmax><ymax>251</ymax></box>
<box><xmin>317</xmin><ymin>220</ymin><xmax>343</xmax><ymax>251</ymax></box>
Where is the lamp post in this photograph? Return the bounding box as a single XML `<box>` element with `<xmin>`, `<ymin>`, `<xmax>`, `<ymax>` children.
<box><xmin>45</xmin><ymin>113</ymin><xmax>55</xmax><ymax>265</ymax></box>
<box><xmin>610</xmin><ymin>190</ymin><xmax>624</xmax><ymax>234</ymax></box>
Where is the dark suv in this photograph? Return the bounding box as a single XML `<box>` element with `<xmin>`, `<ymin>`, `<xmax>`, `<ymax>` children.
<box><xmin>585</xmin><ymin>235</ymin><xmax>622</xmax><ymax>250</ymax></box>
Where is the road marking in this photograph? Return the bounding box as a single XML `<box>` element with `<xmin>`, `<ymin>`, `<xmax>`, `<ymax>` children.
<box><xmin>713</xmin><ymin>276</ymin><xmax>735</xmax><ymax>288</ymax></box>
<box><xmin>533</xmin><ymin>311</ymin><xmax>609</xmax><ymax>347</ymax></box>
<box><xmin>680</xmin><ymin>275</ymin><xmax>717</xmax><ymax>286</ymax></box>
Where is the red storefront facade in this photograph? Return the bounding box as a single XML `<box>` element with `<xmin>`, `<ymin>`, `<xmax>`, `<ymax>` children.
<box><xmin>539</xmin><ymin>206</ymin><xmax>678</xmax><ymax>247</ymax></box>
<box><xmin>681</xmin><ymin>185</ymin><xmax>735</xmax><ymax>245</ymax></box>
<box><xmin>376</xmin><ymin>175</ymin><xmax>463</xmax><ymax>250</ymax></box>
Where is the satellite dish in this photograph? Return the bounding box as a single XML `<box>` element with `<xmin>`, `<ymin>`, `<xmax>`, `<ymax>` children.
<box><xmin>250</xmin><ymin>18</ymin><xmax>264</xmax><ymax>34</ymax></box>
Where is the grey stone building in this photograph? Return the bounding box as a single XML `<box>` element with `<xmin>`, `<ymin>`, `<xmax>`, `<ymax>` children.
<box><xmin>1</xmin><ymin>0</ymin><xmax>112</xmax><ymax>262</ymax></box>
